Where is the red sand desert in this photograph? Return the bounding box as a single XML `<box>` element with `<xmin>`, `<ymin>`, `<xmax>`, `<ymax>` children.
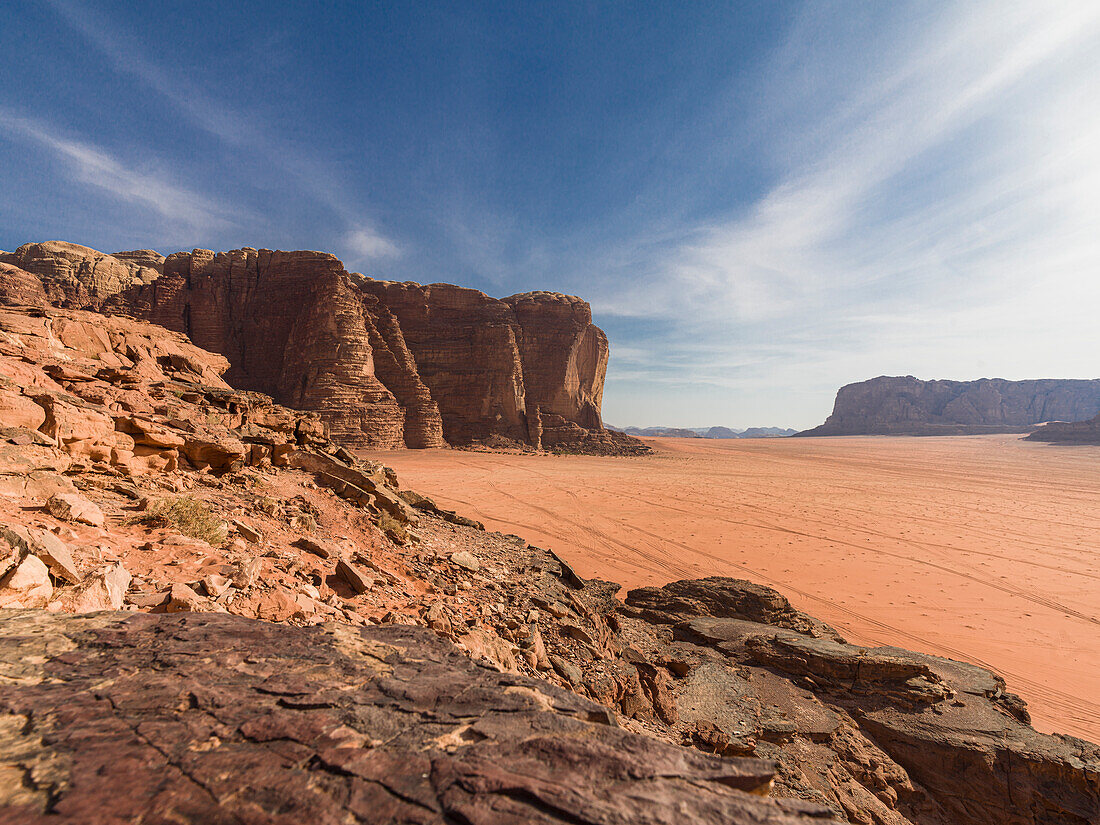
<box><xmin>367</xmin><ymin>434</ymin><xmax>1100</xmax><ymax>742</ymax></box>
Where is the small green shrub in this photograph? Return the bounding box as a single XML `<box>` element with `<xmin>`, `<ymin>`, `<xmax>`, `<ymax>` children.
<box><xmin>137</xmin><ymin>496</ymin><xmax>227</xmax><ymax>545</ymax></box>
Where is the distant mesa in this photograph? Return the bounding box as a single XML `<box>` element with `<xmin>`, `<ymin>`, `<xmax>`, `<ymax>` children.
<box><xmin>607</xmin><ymin>424</ymin><xmax>796</xmax><ymax>439</ymax></box>
<box><xmin>0</xmin><ymin>241</ymin><xmax>646</xmax><ymax>454</ymax></box>
<box><xmin>1026</xmin><ymin>411</ymin><xmax>1100</xmax><ymax>445</ymax></box>
<box><xmin>798</xmin><ymin>375</ymin><xmax>1100</xmax><ymax>437</ymax></box>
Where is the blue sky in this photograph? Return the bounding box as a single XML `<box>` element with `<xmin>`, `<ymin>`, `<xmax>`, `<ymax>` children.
<box><xmin>2</xmin><ymin>2</ymin><xmax>1097</xmax><ymax>429</ymax></box>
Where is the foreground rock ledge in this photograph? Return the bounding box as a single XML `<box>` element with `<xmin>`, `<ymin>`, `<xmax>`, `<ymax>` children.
<box><xmin>0</xmin><ymin>610</ymin><xmax>831</xmax><ymax>825</ymax></box>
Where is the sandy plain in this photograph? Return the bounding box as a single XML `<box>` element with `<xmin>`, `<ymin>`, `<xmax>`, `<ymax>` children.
<box><xmin>366</xmin><ymin>434</ymin><xmax>1100</xmax><ymax>742</ymax></box>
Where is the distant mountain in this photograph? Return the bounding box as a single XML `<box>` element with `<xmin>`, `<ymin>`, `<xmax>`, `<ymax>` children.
<box><xmin>615</xmin><ymin>426</ymin><xmax>702</xmax><ymax>438</ymax></box>
<box><xmin>606</xmin><ymin>424</ymin><xmax>795</xmax><ymax>439</ymax></box>
<box><xmin>704</xmin><ymin>426</ymin><xmax>741</xmax><ymax>438</ymax></box>
<box><xmin>797</xmin><ymin>376</ymin><xmax>1100</xmax><ymax>437</ymax></box>
<box><xmin>738</xmin><ymin>427</ymin><xmax>798</xmax><ymax>438</ymax></box>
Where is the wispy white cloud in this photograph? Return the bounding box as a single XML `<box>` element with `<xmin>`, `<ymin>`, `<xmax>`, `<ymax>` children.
<box><xmin>0</xmin><ymin>108</ymin><xmax>236</xmax><ymax>235</ymax></box>
<box><xmin>345</xmin><ymin>225</ymin><xmax>401</xmax><ymax>262</ymax></box>
<box><xmin>599</xmin><ymin>0</ymin><xmax>1100</xmax><ymax>427</ymax></box>
<box><xmin>42</xmin><ymin>0</ymin><xmax>400</xmax><ymax>259</ymax></box>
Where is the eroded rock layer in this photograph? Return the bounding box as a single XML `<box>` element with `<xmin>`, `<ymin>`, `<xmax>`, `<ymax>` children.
<box><xmin>799</xmin><ymin>375</ymin><xmax>1100</xmax><ymax>436</ymax></box>
<box><xmin>0</xmin><ymin>242</ymin><xmax>635</xmax><ymax>452</ymax></box>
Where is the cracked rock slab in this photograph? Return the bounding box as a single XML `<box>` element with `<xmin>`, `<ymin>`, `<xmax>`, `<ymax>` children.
<box><xmin>0</xmin><ymin>610</ymin><xmax>833</xmax><ymax>824</ymax></box>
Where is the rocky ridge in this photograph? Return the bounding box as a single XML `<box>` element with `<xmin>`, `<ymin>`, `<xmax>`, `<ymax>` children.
<box><xmin>1027</xmin><ymin>412</ymin><xmax>1100</xmax><ymax>445</ymax></box>
<box><xmin>2</xmin><ymin>240</ymin><xmax>645</xmax><ymax>454</ymax></box>
<box><xmin>800</xmin><ymin>375</ymin><xmax>1100</xmax><ymax>437</ymax></box>
<box><xmin>0</xmin><ymin>302</ymin><xmax>1095</xmax><ymax>823</ymax></box>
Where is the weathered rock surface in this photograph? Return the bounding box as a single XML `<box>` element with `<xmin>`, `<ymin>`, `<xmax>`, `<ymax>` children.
<box><xmin>624</xmin><ymin>576</ymin><xmax>843</xmax><ymax>639</ymax></box>
<box><xmin>1027</xmin><ymin>412</ymin><xmax>1100</xmax><ymax>445</ymax></box>
<box><xmin>799</xmin><ymin>376</ymin><xmax>1100</xmax><ymax>436</ymax></box>
<box><xmin>0</xmin><ymin>611</ymin><xmax>830</xmax><ymax>824</ymax></box>
<box><xmin>0</xmin><ymin>242</ymin><xmax>160</xmax><ymax>306</ymax></box>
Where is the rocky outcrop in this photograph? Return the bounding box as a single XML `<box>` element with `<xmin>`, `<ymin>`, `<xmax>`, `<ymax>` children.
<box><xmin>1027</xmin><ymin>412</ymin><xmax>1100</xmax><ymax>445</ymax></box>
<box><xmin>799</xmin><ymin>376</ymin><xmax>1100</xmax><ymax>436</ymax></box>
<box><xmin>0</xmin><ymin>242</ymin><xmax>161</xmax><ymax>306</ymax></box>
<box><xmin>0</xmin><ymin>611</ymin><xmax>830</xmax><ymax>825</ymax></box>
<box><xmin>69</xmin><ymin>245</ymin><xmax>636</xmax><ymax>451</ymax></box>
<box><xmin>0</xmin><ymin>304</ymin><xmax>371</xmax><ymax>484</ymax></box>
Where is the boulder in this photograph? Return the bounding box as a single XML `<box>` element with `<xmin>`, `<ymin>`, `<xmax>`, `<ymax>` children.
<box><xmin>450</xmin><ymin>550</ymin><xmax>480</xmax><ymax>572</ymax></box>
<box><xmin>46</xmin><ymin>492</ymin><xmax>105</xmax><ymax>527</ymax></box>
<box><xmin>0</xmin><ymin>554</ymin><xmax>52</xmax><ymax>608</ymax></box>
<box><xmin>334</xmin><ymin>559</ymin><xmax>372</xmax><ymax>594</ymax></box>
<box><xmin>0</xmin><ymin>526</ymin><xmax>80</xmax><ymax>584</ymax></box>
<box><xmin>65</xmin><ymin>562</ymin><xmax>131</xmax><ymax>612</ymax></box>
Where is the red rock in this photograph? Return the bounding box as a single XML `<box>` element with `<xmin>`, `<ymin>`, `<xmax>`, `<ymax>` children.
<box><xmin>86</xmin><ymin>245</ymin><xmax>637</xmax><ymax>452</ymax></box>
<box><xmin>65</xmin><ymin>562</ymin><xmax>131</xmax><ymax>612</ymax></box>
<box><xmin>1</xmin><ymin>241</ymin><xmax>159</xmax><ymax>306</ymax></box>
<box><xmin>0</xmin><ymin>553</ymin><xmax>52</xmax><ymax>608</ymax></box>
<box><xmin>0</xmin><ymin>387</ymin><xmax>46</xmax><ymax>431</ymax></box>
<box><xmin>46</xmin><ymin>492</ymin><xmax>105</xmax><ymax>527</ymax></box>
<box><xmin>160</xmin><ymin>582</ymin><xmax>209</xmax><ymax>613</ymax></box>
<box><xmin>335</xmin><ymin>559</ymin><xmax>372</xmax><ymax>594</ymax></box>
<box><xmin>1</xmin><ymin>526</ymin><xmax>81</xmax><ymax>585</ymax></box>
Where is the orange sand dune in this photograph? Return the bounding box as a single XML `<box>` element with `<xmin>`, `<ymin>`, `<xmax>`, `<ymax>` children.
<box><xmin>366</xmin><ymin>435</ymin><xmax>1100</xmax><ymax>742</ymax></box>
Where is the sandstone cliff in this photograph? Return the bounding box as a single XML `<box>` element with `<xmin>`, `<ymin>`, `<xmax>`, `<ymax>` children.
<box><xmin>0</xmin><ymin>241</ymin><xmax>643</xmax><ymax>453</ymax></box>
<box><xmin>799</xmin><ymin>375</ymin><xmax>1100</xmax><ymax>436</ymax></box>
<box><xmin>0</xmin><ymin>241</ymin><xmax>161</xmax><ymax>306</ymax></box>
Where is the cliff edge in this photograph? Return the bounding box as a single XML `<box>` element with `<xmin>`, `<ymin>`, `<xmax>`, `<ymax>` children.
<box><xmin>1</xmin><ymin>242</ymin><xmax>644</xmax><ymax>454</ymax></box>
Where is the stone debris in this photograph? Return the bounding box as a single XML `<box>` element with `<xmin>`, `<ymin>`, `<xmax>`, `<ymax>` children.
<box><xmin>65</xmin><ymin>562</ymin><xmax>130</xmax><ymax>612</ymax></box>
<box><xmin>450</xmin><ymin>550</ymin><xmax>480</xmax><ymax>572</ymax></box>
<box><xmin>0</xmin><ymin>553</ymin><xmax>52</xmax><ymax>608</ymax></box>
<box><xmin>46</xmin><ymin>492</ymin><xmax>105</xmax><ymax>527</ymax></box>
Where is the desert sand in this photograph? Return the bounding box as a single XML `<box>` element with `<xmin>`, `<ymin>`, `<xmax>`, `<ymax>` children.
<box><xmin>367</xmin><ymin>435</ymin><xmax>1100</xmax><ymax>742</ymax></box>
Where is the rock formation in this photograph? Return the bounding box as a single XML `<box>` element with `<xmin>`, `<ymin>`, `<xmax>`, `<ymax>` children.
<box><xmin>799</xmin><ymin>376</ymin><xmax>1100</xmax><ymax>436</ymax></box>
<box><xmin>0</xmin><ymin>240</ymin><xmax>642</xmax><ymax>453</ymax></box>
<box><xmin>0</xmin><ymin>241</ymin><xmax>160</xmax><ymax>306</ymax></box>
<box><xmin>0</xmin><ymin>303</ymin><xmax>1095</xmax><ymax>823</ymax></box>
<box><xmin>1027</xmin><ymin>412</ymin><xmax>1100</xmax><ymax>445</ymax></box>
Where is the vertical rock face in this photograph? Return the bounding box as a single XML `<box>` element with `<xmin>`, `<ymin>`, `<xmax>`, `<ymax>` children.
<box><xmin>73</xmin><ymin>245</ymin><xmax>628</xmax><ymax>450</ymax></box>
<box><xmin>358</xmin><ymin>280</ymin><xmax>530</xmax><ymax>445</ymax></box>
<box><xmin>106</xmin><ymin>248</ymin><xmax>443</xmax><ymax>449</ymax></box>
<box><xmin>799</xmin><ymin>375</ymin><xmax>1100</xmax><ymax>436</ymax></box>
<box><xmin>504</xmin><ymin>291</ymin><xmax>608</xmax><ymax>431</ymax></box>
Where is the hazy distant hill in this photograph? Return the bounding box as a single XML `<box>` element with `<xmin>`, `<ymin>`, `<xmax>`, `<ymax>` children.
<box><xmin>607</xmin><ymin>424</ymin><xmax>795</xmax><ymax>439</ymax></box>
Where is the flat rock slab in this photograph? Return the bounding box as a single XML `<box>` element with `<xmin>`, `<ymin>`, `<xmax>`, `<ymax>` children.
<box><xmin>0</xmin><ymin>610</ymin><xmax>832</xmax><ymax>825</ymax></box>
